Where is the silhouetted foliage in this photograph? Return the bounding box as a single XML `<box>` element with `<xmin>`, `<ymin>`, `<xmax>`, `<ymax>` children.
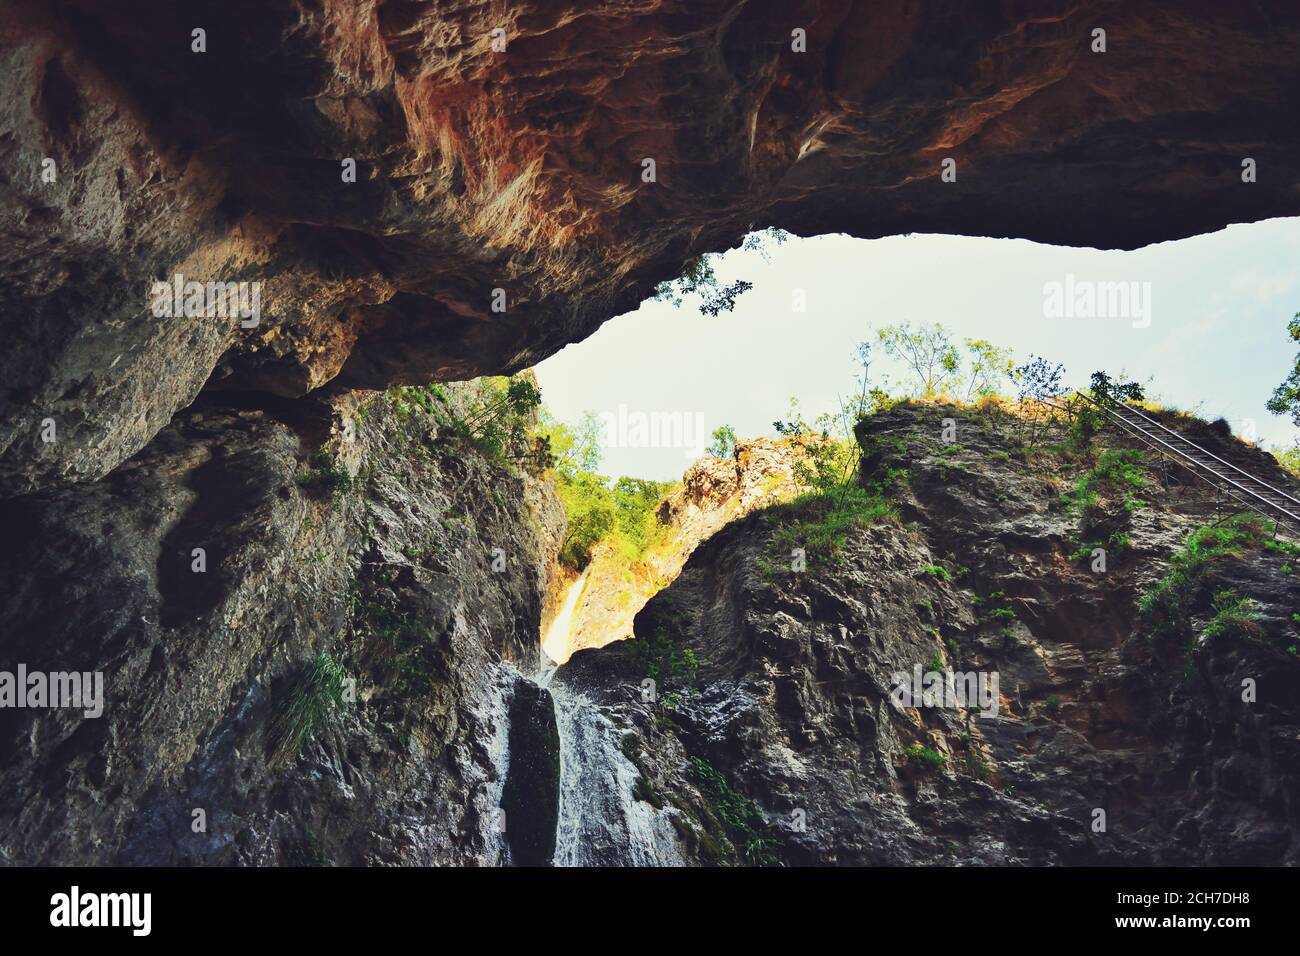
<box><xmin>1267</xmin><ymin>312</ymin><xmax>1300</xmax><ymax>425</ymax></box>
<box><xmin>651</xmin><ymin>229</ymin><xmax>787</xmax><ymax>315</ymax></box>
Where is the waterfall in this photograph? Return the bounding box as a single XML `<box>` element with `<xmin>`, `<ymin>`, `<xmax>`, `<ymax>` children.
<box><xmin>549</xmin><ymin>681</ymin><xmax>684</xmax><ymax>866</ymax></box>
<box><xmin>527</xmin><ymin>568</ymin><xmax>683</xmax><ymax>866</ymax></box>
<box><xmin>541</xmin><ymin>568</ymin><xmax>589</xmax><ymax>665</ymax></box>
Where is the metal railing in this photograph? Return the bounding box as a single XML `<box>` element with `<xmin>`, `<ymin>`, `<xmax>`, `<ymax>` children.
<box><xmin>1074</xmin><ymin>393</ymin><xmax>1300</xmax><ymax>532</ymax></box>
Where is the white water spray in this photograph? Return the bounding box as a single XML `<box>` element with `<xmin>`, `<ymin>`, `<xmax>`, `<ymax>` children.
<box><xmin>550</xmin><ymin>682</ymin><xmax>685</xmax><ymax>866</ymax></box>
<box><xmin>533</xmin><ymin>568</ymin><xmax>684</xmax><ymax>865</ymax></box>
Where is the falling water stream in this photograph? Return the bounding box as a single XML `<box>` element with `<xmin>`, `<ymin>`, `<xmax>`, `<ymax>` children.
<box><xmin>528</xmin><ymin>568</ymin><xmax>682</xmax><ymax>865</ymax></box>
<box><xmin>541</xmin><ymin>568</ymin><xmax>589</xmax><ymax>667</ymax></box>
<box><xmin>549</xmin><ymin>683</ymin><xmax>684</xmax><ymax>866</ymax></box>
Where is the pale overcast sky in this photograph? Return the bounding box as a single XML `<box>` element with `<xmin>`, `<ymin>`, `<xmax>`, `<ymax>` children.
<box><xmin>536</xmin><ymin>218</ymin><xmax>1300</xmax><ymax>481</ymax></box>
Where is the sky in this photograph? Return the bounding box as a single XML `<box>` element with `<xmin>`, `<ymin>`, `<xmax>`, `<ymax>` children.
<box><xmin>535</xmin><ymin>218</ymin><xmax>1300</xmax><ymax>481</ymax></box>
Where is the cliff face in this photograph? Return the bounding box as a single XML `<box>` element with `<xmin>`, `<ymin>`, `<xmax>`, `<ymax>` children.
<box><xmin>0</xmin><ymin>382</ymin><xmax>563</xmax><ymax>865</ymax></box>
<box><xmin>5</xmin><ymin>386</ymin><xmax>1299</xmax><ymax>866</ymax></box>
<box><xmin>561</xmin><ymin>402</ymin><xmax>1300</xmax><ymax>865</ymax></box>
<box><xmin>4</xmin><ymin>1</ymin><xmax>1300</xmax><ymax>494</ymax></box>
<box><xmin>544</xmin><ymin>438</ymin><xmax>798</xmax><ymax>662</ymax></box>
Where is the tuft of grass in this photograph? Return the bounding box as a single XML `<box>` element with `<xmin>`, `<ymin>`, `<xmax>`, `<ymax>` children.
<box><xmin>295</xmin><ymin>445</ymin><xmax>357</xmax><ymax>506</ymax></box>
<box><xmin>268</xmin><ymin>653</ymin><xmax>348</xmax><ymax>767</ymax></box>
<box><xmin>1065</xmin><ymin>448</ymin><xmax>1148</xmax><ymax>514</ymax></box>
<box><xmin>902</xmin><ymin>745</ymin><xmax>947</xmax><ymax>771</ymax></box>
<box><xmin>1139</xmin><ymin>513</ymin><xmax>1273</xmax><ymax>638</ymax></box>
<box><xmin>389</xmin><ymin>383</ymin><xmax>447</xmax><ymax>422</ymax></box>
<box><xmin>1203</xmin><ymin>590</ymin><xmax>1262</xmax><ymax>642</ymax></box>
<box><xmin>1071</xmin><ymin>531</ymin><xmax>1132</xmax><ymax>565</ymax></box>
<box><xmin>921</xmin><ymin>563</ymin><xmax>951</xmax><ymax>581</ymax></box>
<box><xmin>770</xmin><ymin>483</ymin><xmax>897</xmax><ymax>566</ymax></box>
<box><xmin>972</xmin><ymin>590</ymin><xmax>1016</xmax><ymax>626</ymax></box>
<box><xmin>687</xmin><ymin>756</ymin><xmax>780</xmax><ymax>866</ymax></box>
<box><xmin>634</xmin><ymin>628</ymin><xmax>698</xmax><ymax>684</ymax></box>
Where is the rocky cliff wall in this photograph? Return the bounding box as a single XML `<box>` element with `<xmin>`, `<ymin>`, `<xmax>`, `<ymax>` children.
<box><xmin>561</xmin><ymin>401</ymin><xmax>1300</xmax><ymax>865</ymax></box>
<box><xmin>0</xmin><ymin>381</ymin><xmax>563</xmax><ymax>865</ymax></box>
<box><xmin>545</xmin><ymin>437</ymin><xmax>799</xmax><ymax>662</ymax></box>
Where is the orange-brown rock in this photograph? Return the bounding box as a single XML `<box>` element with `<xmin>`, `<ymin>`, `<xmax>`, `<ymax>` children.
<box><xmin>3</xmin><ymin>1</ymin><xmax>1300</xmax><ymax>492</ymax></box>
<box><xmin>543</xmin><ymin>437</ymin><xmax>800</xmax><ymax>662</ymax></box>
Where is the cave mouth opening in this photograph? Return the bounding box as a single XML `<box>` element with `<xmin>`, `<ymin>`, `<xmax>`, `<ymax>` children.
<box><xmin>530</xmin><ymin>219</ymin><xmax>1300</xmax><ymax>663</ymax></box>
<box><xmin>538</xmin><ymin>220</ymin><xmax>1300</xmax><ymax>482</ymax></box>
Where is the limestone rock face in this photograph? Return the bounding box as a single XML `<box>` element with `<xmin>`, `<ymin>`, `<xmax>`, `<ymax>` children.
<box><xmin>4</xmin><ymin>1</ymin><xmax>1300</xmax><ymax>493</ymax></box>
<box><xmin>0</xmin><ymin>383</ymin><xmax>561</xmax><ymax>865</ymax></box>
<box><xmin>500</xmin><ymin>677</ymin><xmax>561</xmax><ymax>866</ymax></box>
<box><xmin>544</xmin><ymin>437</ymin><xmax>799</xmax><ymax>662</ymax></box>
<box><xmin>561</xmin><ymin>402</ymin><xmax>1300</xmax><ymax>865</ymax></box>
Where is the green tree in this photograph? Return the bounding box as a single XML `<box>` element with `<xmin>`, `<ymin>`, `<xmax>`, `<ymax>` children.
<box><xmin>458</xmin><ymin>376</ymin><xmax>543</xmax><ymax>461</ymax></box>
<box><xmin>610</xmin><ymin>476</ymin><xmax>673</xmax><ymax>552</ymax></box>
<box><xmin>741</xmin><ymin>226</ymin><xmax>790</xmax><ymax>259</ymax></box>
<box><xmin>961</xmin><ymin>339</ymin><xmax>1014</xmax><ymax>400</ymax></box>
<box><xmin>1089</xmin><ymin>370</ymin><xmax>1145</xmax><ymax>406</ymax></box>
<box><xmin>540</xmin><ymin>409</ymin><xmax>611</xmax><ymax>569</ymax></box>
<box><xmin>1273</xmin><ymin>444</ymin><xmax>1300</xmax><ymax>478</ymax></box>
<box><xmin>773</xmin><ymin>397</ymin><xmax>857</xmax><ymax>496</ymax></box>
<box><xmin>836</xmin><ymin>340</ymin><xmax>899</xmax><ymax>427</ymax></box>
<box><xmin>651</xmin><ymin>230</ymin><xmax>787</xmax><ymax>316</ymax></box>
<box><xmin>1267</xmin><ymin>312</ymin><xmax>1300</xmax><ymax>425</ymax></box>
<box><xmin>556</xmin><ymin>471</ymin><xmax>616</xmax><ymax>570</ymax></box>
<box><xmin>875</xmin><ymin>322</ymin><xmax>961</xmax><ymax>397</ymax></box>
<box><xmin>1063</xmin><ymin>370</ymin><xmax>1145</xmax><ymax>448</ymax></box>
<box><xmin>652</xmin><ymin>255</ymin><xmax>752</xmax><ymax>316</ymax></box>
<box><xmin>1010</xmin><ymin>354</ymin><xmax>1067</xmax><ymax>444</ymax></box>
<box><xmin>870</xmin><ymin>324</ymin><xmax>1015</xmax><ymax>402</ymax></box>
<box><xmin>706</xmin><ymin>424</ymin><xmax>738</xmax><ymax>458</ymax></box>
<box><xmin>542</xmin><ymin>412</ymin><xmax>676</xmax><ymax>570</ymax></box>
<box><xmin>540</xmin><ymin>409</ymin><xmax>602</xmax><ymax>480</ymax></box>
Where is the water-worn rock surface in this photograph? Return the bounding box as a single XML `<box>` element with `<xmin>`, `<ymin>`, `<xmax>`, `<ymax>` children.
<box><xmin>0</xmin><ymin>382</ymin><xmax>562</xmax><ymax>865</ymax></box>
<box><xmin>561</xmin><ymin>402</ymin><xmax>1300</xmax><ymax>865</ymax></box>
<box><xmin>501</xmin><ymin>677</ymin><xmax>561</xmax><ymax>866</ymax></box>
<box><xmin>4</xmin><ymin>2</ymin><xmax>1300</xmax><ymax>493</ymax></box>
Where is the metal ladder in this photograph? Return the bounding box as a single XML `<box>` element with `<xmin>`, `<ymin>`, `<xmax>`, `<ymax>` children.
<box><xmin>1078</xmin><ymin>393</ymin><xmax>1300</xmax><ymax>534</ymax></box>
